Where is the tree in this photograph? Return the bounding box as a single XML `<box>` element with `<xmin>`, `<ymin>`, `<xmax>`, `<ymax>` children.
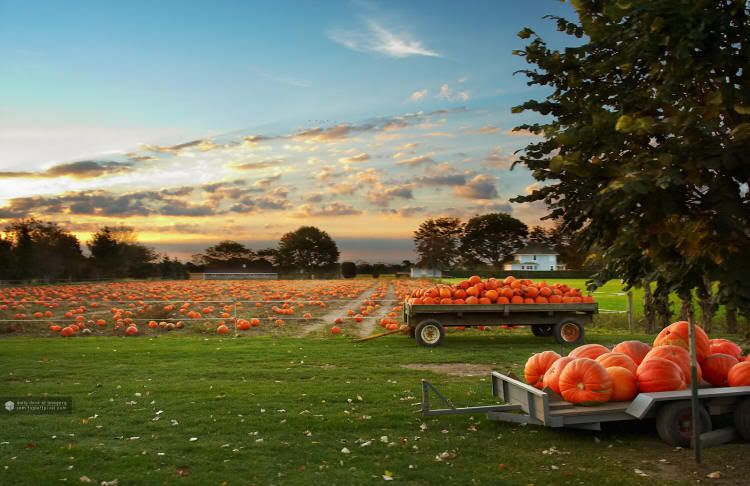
<box><xmin>341</xmin><ymin>261</ymin><xmax>357</xmax><ymax>279</ymax></box>
<box><xmin>5</xmin><ymin>219</ymin><xmax>85</xmax><ymax>280</ymax></box>
<box><xmin>459</xmin><ymin>213</ymin><xmax>528</xmax><ymax>268</ymax></box>
<box><xmin>527</xmin><ymin>226</ymin><xmax>555</xmax><ymax>246</ymax></box>
<box><xmin>512</xmin><ymin>1</ymin><xmax>750</xmax><ymax>325</ymax></box>
<box><xmin>88</xmin><ymin>226</ymin><xmax>157</xmax><ymax>278</ymax></box>
<box><xmin>277</xmin><ymin>226</ymin><xmax>339</xmax><ymax>273</ymax></box>
<box><xmin>193</xmin><ymin>240</ymin><xmax>256</xmax><ymax>266</ymax></box>
<box><xmin>413</xmin><ymin>217</ymin><xmax>463</xmax><ymax>270</ymax></box>
<box><xmin>0</xmin><ymin>237</ymin><xmax>14</xmax><ymax>280</ymax></box>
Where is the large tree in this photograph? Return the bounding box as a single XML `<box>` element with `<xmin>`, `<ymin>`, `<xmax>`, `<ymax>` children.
<box><xmin>413</xmin><ymin>217</ymin><xmax>463</xmax><ymax>270</ymax></box>
<box><xmin>459</xmin><ymin>213</ymin><xmax>528</xmax><ymax>268</ymax></box>
<box><xmin>512</xmin><ymin>1</ymin><xmax>750</xmax><ymax>322</ymax></box>
<box><xmin>88</xmin><ymin>226</ymin><xmax>157</xmax><ymax>278</ymax></box>
<box><xmin>277</xmin><ymin>226</ymin><xmax>339</xmax><ymax>273</ymax></box>
<box><xmin>4</xmin><ymin>219</ymin><xmax>85</xmax><ymax>280</ymax></box>
<box><xmin>192</xmin><ymin>240</ymin><xmax>256</xmax><ymax>266</ymax></box>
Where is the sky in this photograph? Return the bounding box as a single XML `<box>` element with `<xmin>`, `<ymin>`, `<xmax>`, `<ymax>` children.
<box><xmin>0</xmin><ymin>0</ymin><xmax>578</xmax><ymax>263</ymax></box>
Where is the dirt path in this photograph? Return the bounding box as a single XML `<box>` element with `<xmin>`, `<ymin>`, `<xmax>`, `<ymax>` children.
<box><xmin>357</xmin><ymin>281</ymin><xmax>396</xmax><ymax>338</ymax></box>
<box><xmin>296</xmin><ymin>281</ymin><xmax>382</xmax><ymax>337</ymax></box>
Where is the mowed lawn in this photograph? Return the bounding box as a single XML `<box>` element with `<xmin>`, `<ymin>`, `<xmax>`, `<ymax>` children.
<box><xmin>1</xmin><ymin>333</ymin><xmax>748</xmax><ymax>485</ymax></box>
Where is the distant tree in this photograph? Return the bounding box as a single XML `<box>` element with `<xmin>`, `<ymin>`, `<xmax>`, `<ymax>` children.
<box><xmin>459</xmin><ymin>213</ymin><xmax>528</xmax><ymax>268</ymax></box>
<box><xmin>413</xmin><ymin>217</ymin><xmax>463</xmax><ymax>270</ymax></box>
<box><xmin>341</xmin><ymin>261</ymin><xmax>357</xmax><ymax>279</ymax></box>
<box><xmin>256</xmin><ymin>248</ymin><xmax>280</xmax><ymax>267</ymax></box>
<box><xmin>0</xmin><ymin>237</ymin><xmax>13</xmax><ymax>280</ymax></box>
<box><xmin>193</xmin><ymin>240</ymin><xmax>255</xmax><ymax>266</ymax></box>
<box><xmin>356</xmin><ymin>262</ymin><xmax>372</xmax><ymax>274</ymax></box>
<box><xmin>372</xmin><ymin>263</ymin><xmax>387</xmax><ymax>278</ymax></box>
<box><xmin>158</xmin><ymin>256</ymin><xmax>189</xmax><ymax>280</ymax></box>
<box><xmin>88</xmin><ymin>226</ymin><xmax>156</xmax><ymax>278</ymax></box>
<box><xmin>277</xmin><ymin>226</ymin><xmax>340</xmax><ymax>273</ymax></box>
<box><xmin>401</xmin><ymin>260</ymin><xmax>413</xmax><ymax>270</ymax></box>
<box><xmin>527</xmin><ymin>226</ymin><xmax>555</xmax><ymax>246</ymax></box>
<box><xmin>5</xmin><ymin>219</ymin><xmax>85</xmax><ymax>280</ymax></box>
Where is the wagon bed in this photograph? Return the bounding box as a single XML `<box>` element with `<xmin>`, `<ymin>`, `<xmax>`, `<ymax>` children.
<box><xmin>421</xmin><ymin>371</ymin><xmax>750</xmax><ymax>447</ymax></box>
<box><xmin>403</xmin><ymin>302</ymin><xmax>598</xmax><ymax>346</ymax></box>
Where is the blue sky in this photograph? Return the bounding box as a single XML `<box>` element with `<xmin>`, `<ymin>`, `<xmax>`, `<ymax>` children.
<box><xmin>0</xmin><ymin>0</ymin><xmax>577</xmax><ymax>262</ymax></box>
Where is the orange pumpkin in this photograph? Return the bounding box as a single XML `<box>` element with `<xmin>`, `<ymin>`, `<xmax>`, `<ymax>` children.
<box><xmin>612</xmin><ymin>340</ymin><xmax>652</xmax><ymax>365</ymax></box>
<box><xmin>331</xmin><ymin>326</ymin><xmax>341</xmax><ymax>334</ymax></box>
<box><xmin>636</xmin><ymin>357</ymin><xmax>687</xmax><ymax>392</ymax></box>
<box><xmin>568</xmin><ymin>343</ymin><xmax>610</xmax><ymax>360</ymax></box>
<box><xmin>605</xmin><ymin>366</ymin><xmax>638</xmax><ymax>401</ymax></box>
<box><xmin>595</xmin><ymin>352</ymin><xmax>637</xmax><ymax>374</ymax></box>
<box><xmin>701</xmin><ymin>353</ymin><xmax>739</xmax><ymax>387</ymax></box>
<box><xmin>524</xmin><ymin>351</ymin><xmax>561</xmax><ymax>389</ymax></box>
<box><xmin>542</xmin><ymin>356</ymin><xmax>575</xmax><ymax>394</ymax></box>
<box><xmin>643</xmin><ymin>345</ymin><xmax>701</xmax><ymax>384</ymax></box>
<box><xmin>708</xmin><ymin>339</ymin><xmax>742</xmax><ymax>360</ymax></box>
<box><xmin>557</xmin><ymin>358</ymin><xmax>612</xmax><ymax>405</ymax></box>
<box><xmin>60</xmin><ymin>326</ymin><xmax>74</xmax><ymax>337</ymax></box>
<box><xmin>653</xmin><ymin>321</ymin><xmax>710</xmax><ymax>363</ymax></box>
<box><xmin>728</xmin><ymin>361</ymin><xmax>750</xmax><ymax>387</ymax></box>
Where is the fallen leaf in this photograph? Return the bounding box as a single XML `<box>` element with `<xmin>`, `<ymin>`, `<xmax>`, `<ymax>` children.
<box><xmin>706</xmin><ymin>471</ymin><xmax>722</xmax><ymax>479</ymax></box>
<box><xmin>79</xmin><ymin>476</ymin><xmax>93</xmax><ymax>483</ymax></box>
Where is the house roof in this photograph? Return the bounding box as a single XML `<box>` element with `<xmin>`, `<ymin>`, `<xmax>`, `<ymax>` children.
<box><xmin>514</xmin><ymin>243</ymin><xmax>558</xmax><ymax>256</ymax></box>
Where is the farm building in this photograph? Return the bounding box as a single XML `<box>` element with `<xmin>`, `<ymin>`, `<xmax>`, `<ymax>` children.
<box><xmin>503</xmin><ymin>243</ymin><xmax>566</xmax><ymax>272</ymax></box>
<box><xmin>410</xmin><ymin>260</ymin><xmax>442</xmax><ymax>278</ymax></box>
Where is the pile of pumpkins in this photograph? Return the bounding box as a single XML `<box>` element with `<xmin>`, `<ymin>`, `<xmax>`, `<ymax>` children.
<box><xmin>406</xmin><ymin>275</ymin><xmax>595</xmax><ymax>305</ymax></box>
<box><xmin>525</xmin><ymin>321</ymin><xmax>750</xmax><ymax>405</ymax></box>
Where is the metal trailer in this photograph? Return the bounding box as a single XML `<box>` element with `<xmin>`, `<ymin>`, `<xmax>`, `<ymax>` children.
<box><xmin>403</xmin><ymin>302</ymin><xmax>598</xmax><ymax>347</ymax></box>
<box><xmin>421</xmin><ymin>372</ymin><xmax>750</xmax><ymax>447</ymax></box>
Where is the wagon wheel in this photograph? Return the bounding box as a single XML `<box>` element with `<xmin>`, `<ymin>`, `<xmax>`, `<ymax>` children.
<box><xmin>735</xmin><ymin>398</ymin><xmax>750</xmax><ymax>441</ymax></box>
<box><xmin>531</xmin><ymin>325</ymin><xmax>553</xmax><ymax>337</ymax></box>
<box><xmin>553</xmin><ymin>319</ymin><xmax>585</xmax><ymax>345</ymax></box>
<box><xmin>415</xmin><ymin>320</ymin><xmax>445</xmax><ymax>347</ymax></box>
<box><xmin>655</xmin><ymin>401</ymin><xmax>712</xmax><ymax>447</ymax></box>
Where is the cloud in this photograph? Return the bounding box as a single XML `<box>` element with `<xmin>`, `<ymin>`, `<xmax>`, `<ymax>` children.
<box><xmin>453</xmin><ymin>174</ymin><xmax>499</xmax><ymax>200</ymax></box>
<box><xmin>395</xmin><ymin>142</ymin><xmax>418</xmax><ymax>151</ymax></box>
<box><xmin>367</xmin><ymin>183</ymin><xmax>415</xmax><ymax>207</ymax></box>
<box><xmin>417</xmin><ymin>174</ymin><xmax>468</xmax><ymax>186</ymax></box>
<box><xmin>0</xmin><ymin>160</ymin><xmax>134</xmax><ymax>180</ymax></box>
<box><xmin>467</xmin><ymin>125</ymin><xmax>500</xmax><ymax>135</ymax></box>
<box><xmin>437</xmin><ymin>84</ymin><xmax>470</xmax><ymax>102</ymax></box>
<box><xmin>315</xmin><ymin>167</ymin><xmax>335</xmax><ymax>182</ymax></box>
<box><xmin>396</xmin><ymin>154</ymin><xmax>434</xmax><ymax>166</ymax></box>
<box><xmin>234</xmin><ymin>159</ymin><xmax>282</xmax><ymax>170</ymax></box>
<box><xmin>470</xmin><ymin>201</ymin><xmax>513</xmax><ymax>214</ymax></box>
<box><xmin>338</xmin><ymin>152</ymin><xmax>371</xmax><ymax>164</ymax></box>
<box><xmin>298</xmin><ymin>202</ymin><xmax>363</xmax><ymax>217</ymax></box>
<box><xmin>142</xmin><ymin>139</ymin><xmax>217</xmax><ymax>153</ymax></box>
<box><xmin>253</xmin><ymin>174</ymin><xmax>282</xmax><ymax>188</ymax></box>
<box><xmin>483</xmin><ymin>147</ymin><xmax>515</xmax><ymax>169</ymax></box>
<box><xmin>292</xmin><ymin>124</ymin><xmax>365</xmax><ymax>143</ymax></box>
<box><xmin>328</xmin><ymin>19</ymin><xmax>441</xmax><ymax>58</ymax></box>
<box><xmin>409</xmin><ymin>89</ymin><xmax>428</xmax><ymax>102</ymax></box>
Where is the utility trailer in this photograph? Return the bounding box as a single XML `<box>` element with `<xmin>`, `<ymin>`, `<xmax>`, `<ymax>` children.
<box><xmin>421</xmin><ymin>371</ymin><xmax>750</xmax><ymax>447</ymax></box>
<box><xmin>403</xmin><ymin>302</ymin><xmax>598</xmax><ymax>347</ymax></box>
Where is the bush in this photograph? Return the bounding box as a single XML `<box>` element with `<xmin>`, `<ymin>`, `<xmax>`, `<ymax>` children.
<box><xmin>341</xmin><ymin>261</ymin><xmax>357</xmax><ymax>279</ymax></box>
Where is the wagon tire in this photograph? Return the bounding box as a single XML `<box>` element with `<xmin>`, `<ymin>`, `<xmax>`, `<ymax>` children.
<box><xmin>531</xmin><ymin>325</ymin><xmax>553</xmax><ymax>337</ymax></box>
<box><xmin>415</xmin><ymin>320</ymin><xmax>445</xmax><ymax>347</ymax></box>
<box><xmin>553</xmin><ymin>319</ymin><xmax>584</xmax><ymax>345</ymax></box>
<box><xmin>656</xmin><ymin>401</ymin><xmax>712</xmax><ymax>447</ymax></box>
<box><xmin>735</xmin><ymin>398</ymin><xmax>750</xmax><ymax>441</ymax></box>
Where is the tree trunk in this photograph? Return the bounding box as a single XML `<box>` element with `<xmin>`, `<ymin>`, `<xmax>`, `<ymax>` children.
<box><xmin>643</xmin><ymin>281</ymin><xmax>657</xmax><ymax>334</ymax></box>
<box><xmin>679</xmin><ymin>294</ymin><xmax>692</xmax><ymax>321</ymax></box>
<box><xmin>697</xmin><ymin>277</ymin><xmax>716</xmax><ymax>334</ymax></box>
<box><xmin>726</xmin><ymin>304</ymin><xmax>738</xmax><ymax>334</ymax></box>
<box><xmin>654</xmin><ymin>280</ymin><xmax>673</xmax><ymax>329</ymax></box>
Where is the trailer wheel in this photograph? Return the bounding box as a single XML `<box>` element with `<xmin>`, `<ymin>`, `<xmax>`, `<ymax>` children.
<box><xmin>531</xmin><ymin>325</ymin><xmax>553</xmax><ymax>337</ymax></box>
<box><xmin>734</xmin><ymin>398</ymin><xmax>750</xmax><ymax>441</ymax></box>
<box><xmin>553</xmin><ymin>319</ymin><xmax>584</xmax><ymax>345</ymax></box>
<box><xmin>415</xmin><ymin>320</ymin><xmax>445</xmax><ymax>347</ymax></box>
<box><xmin>655</xmin><ymin>401</ymin><xmax>712</xmax><ymax>447</ymax></box>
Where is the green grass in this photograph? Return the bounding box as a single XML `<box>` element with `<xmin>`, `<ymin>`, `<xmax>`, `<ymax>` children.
<box><xmin>1</xmin><ymin>333</ymin><xmax>748</xmax><ymax>485</ymax></box>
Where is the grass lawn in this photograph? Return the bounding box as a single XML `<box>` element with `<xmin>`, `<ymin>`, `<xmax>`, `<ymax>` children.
<box><xmin>1</xmin><ymin>333</ymin><xmax>748</xmax><ymax>485</ymax></box>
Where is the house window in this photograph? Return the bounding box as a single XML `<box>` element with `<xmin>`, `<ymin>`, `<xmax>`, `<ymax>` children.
<box><xmin>550</xmin><ymin>266</ymin><xmax>554</xmax><ymax>270</ymax></box>
<box><xmin>533</xmin><ymin>255</ymin><xmax>536</xmax><ymax>260</ymax></box>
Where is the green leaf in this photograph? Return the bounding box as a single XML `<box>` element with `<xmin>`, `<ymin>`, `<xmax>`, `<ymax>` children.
<box><xmin>518</xmin><ymin>27</ymin><xmax>534</xmax><ymax>39</ymax></box>
<box><xmin>615</xmin><ymin>115</ymin><xmax>635</xmax><ymax>133</ymax></box>
<box><xmin>650</xmin><ymin>17</ymin><xmax>664</xmax><ymax>32</ymax></box>
<box><xmin>734</xmin><ymin>105</ymin><xmax>750</xmax><ymax>115</ymax></box>
<box><xmin>616</xmin><ymin>1</ymin><xmax>633</xmax><ymax>9</ymax></box>
<box><xmin>511</xmin><ymin>106</ymin><xmax>524</xmax><ymax>114</ymax></box>
<box><xmin>706</xmin><ymin>90</ymin><xmax>723</xmax><ymax>106</ymax></box>
<box><xmin>730</xmin><ymin>123</ymin><xmax>750</xmax><ymax>140</ymax></box>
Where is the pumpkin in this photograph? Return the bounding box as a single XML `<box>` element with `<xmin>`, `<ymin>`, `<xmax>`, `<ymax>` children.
<box><xmin>637</xmin><ymin>357</ymin><xmax>687</xmax><ymax>392</ymax></box>
<box><xmin>568</xmin><ymin>343</ymin><xmax>610</xmax><ymax>360</ymax></box>
<box><xmin>216</xmin><ymin>324</ymin><xmax>229</xmax><ymax>335</ymax></box>
<box><xmin>557</xmin><ymin>358</ymin><xmax>612</xmax><ymax>405</ymax></box>
<box><xmin>605</xmin><ymin>366</ymin><xmax>638</xmax><ymax>401</ymax></box>
<box><xmin>525</xmin><ymin>351</ymin><xmax>561</xmax><ymax>389</ymax></box>
<box><xmin>612</xmin><ymin>340</ymin><xmax>652</xmax><ymax>365</ymax></box>
<box><xmin>125</xmin><ymin>326</ymin><xmax>138</xmax><ymax>336</ymax></box>
<box><xmin>542</xmin><ymin>356</ymin><xmax>575</xmax><ymax>394</ymax></box>
<box><xmin>728</xmin><ymin>361</ymin><xmax>750</xmax><ymax>387</ymax></box>
<box><xmin>331</xmin><ymin>326</ymin><xmax>341</xmax><ymax>334</ymax></box>
<box><xmin>643</xmin><ymin>345</ymin><xmax>701</xmax><ymax>384</ymax></box>
<box><xmin>701</xmin><ymin>353</ymin><xmax>739</xmax><ymax>387</ymax></box>
<box><xmin>653</xmin><ymin>321</ymin><xmax>710</xmax><ymax>363</ymax></box>
<box><xmin>595</xmin><ymin>352</ymin><xmax>637</xmax><ymax>374</ymax></box>
<box><xmin>708</xmin><ymin>339</ymin><xmax>742</xmax><ymax>360</ymax></box>
<box><xmin>60</xmin><ymin>326</ymin><xmax>74</xmax><ymax>337</ymax></box>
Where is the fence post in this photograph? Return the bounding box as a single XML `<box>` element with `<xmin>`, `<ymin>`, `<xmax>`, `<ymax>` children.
<box><xmin>233</xmin><ymin>300</ymin><xmax>238</xmax><ymax>338</ymax></box>
<box><xmin>627</xmin><ymin>291</ymin><xmax>634</xmax><ymax>333</ymax></box>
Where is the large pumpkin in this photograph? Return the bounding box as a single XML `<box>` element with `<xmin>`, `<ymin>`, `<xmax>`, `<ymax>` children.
<box><xmin>637</xmin><ymin>357</ymin><xmax>687</xmax><ymax>392</ymax></box>
<box><xmin>595</xmin><ymin>352</ymin><xmax>637</xmax><ymax>374</ymax></box>
<box><xmin>728</xmin><ymin>361</ymin><xmax>750</xmax><ymax>387</ymax></box>
<box><xmin>653</xmin><ymin>321</ymin><xmax>710</xmax><ymax>363</ymax></box>
<box><xmin>568</xmin><ymin>343</ymin><xmax>610</xmax><ymax>360</ymax></box>
<box><xmin>542</xmin><ymin>356</ymin><xmax>575</xmax><ymax>395</ymax></box>
<box><xmin>606</xmin><ymin>366</ymin><xmax>638</xmax><ymax>401</ymax></box>
<box><xmin>524</xmin><ymin>351</ymin><xmax>561</xmax><ymax>389</ymax></box>
<box><xmin>643</xmin><ymin>345</ymin><xmax>701</xmax><ymax>385</ymax></box>
<box><xmin>558</xmin><ymin>358</ymin><xmax>613</xmax><ymax>405</ymax></box>
<box><xmin>702</xmin><ymin>353</ymin><xmax>739</xmax><ymax>387</ymax></box>
<box><xmin>612</xmin><ymin>340</ymin><xmax>652</xmax><ymax>365</ymax></box>
<box><xmin>708</xmin><ymin>339</ymin><xmax>742</xmax><ymax>360</ymax></box>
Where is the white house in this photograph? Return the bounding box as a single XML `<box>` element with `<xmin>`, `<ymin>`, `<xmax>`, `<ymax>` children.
<box><xmin>410</xmin><ymin>260</ymin><xmax>442</xmax><ymax>278</ymax></box>
<box><xmin>503</xmin><ymin>243</ymin><xmax>566</xmax><ymax>272</ymax></box>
